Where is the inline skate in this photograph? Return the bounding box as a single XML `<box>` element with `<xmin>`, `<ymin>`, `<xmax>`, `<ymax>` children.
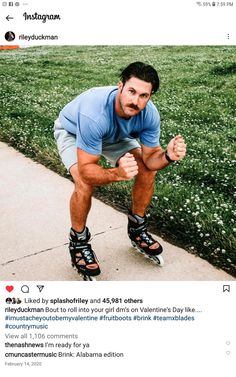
<box><xmin>128</xmin><ymin>211</ymin><xmax>164</xmax><ymax>266</ymax></box>
<box><xmin>69</xmin><ymin>227</ymin><xmax>100</xmax><ymax>280</ymax></box>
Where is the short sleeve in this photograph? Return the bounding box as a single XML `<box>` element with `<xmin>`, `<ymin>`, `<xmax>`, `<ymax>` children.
<box><xmin>139</xmin><ymin>104</ymin><xmax>160</xmax><ymax>147</ymax></box>
<box><xmin>76</xmin><ymin>114</ymin><xmax>104</xmax><ymax>155</ymax></box>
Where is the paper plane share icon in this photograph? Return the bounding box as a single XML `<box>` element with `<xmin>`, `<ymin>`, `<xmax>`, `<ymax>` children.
<box><xmin>36</xmin><ymin>285</ymin><xmax>44</xmax><ymax>293</ymax></box>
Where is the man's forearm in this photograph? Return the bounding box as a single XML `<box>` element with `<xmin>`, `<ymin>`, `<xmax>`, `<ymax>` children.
<box><xmin>144</xmin><ymin>149</ymin><xmax>170</xmax><ymax>171</ymax></box>
<box><xmin>79</xmin><ymin>164</ymin><xmax>123</xmax><ymax>186</ymax></box>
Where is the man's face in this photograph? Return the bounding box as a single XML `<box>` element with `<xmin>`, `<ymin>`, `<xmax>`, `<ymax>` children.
<box><xmin>116</xmin><ymin>77</ymin><xmax>152</xmax><ymax>118</ymax></box>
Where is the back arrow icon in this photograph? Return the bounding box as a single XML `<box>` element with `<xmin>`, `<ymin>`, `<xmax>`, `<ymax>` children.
<box><xmin>6</xmin><ymin>15</ymin><xmax>14</xmax><ymax>21</ymax></box>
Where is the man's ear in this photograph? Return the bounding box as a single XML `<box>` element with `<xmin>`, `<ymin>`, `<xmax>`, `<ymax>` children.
<box><xmin>117</xmin><ymin>81</ymin><xmax>123</xmax><ymax>92</ymax></box>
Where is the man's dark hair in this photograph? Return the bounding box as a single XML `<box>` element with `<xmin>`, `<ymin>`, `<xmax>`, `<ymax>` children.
<box><xmin>120</xmin><ymin>61</ymin><xmax>159</xmax><ymax>94</ymax></box>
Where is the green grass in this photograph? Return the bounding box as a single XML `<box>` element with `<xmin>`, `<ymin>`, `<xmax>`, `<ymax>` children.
<box><xmin>0</xmin><ymin>46</ymin><xmax>235</xmax><ymax>277</ymax></box>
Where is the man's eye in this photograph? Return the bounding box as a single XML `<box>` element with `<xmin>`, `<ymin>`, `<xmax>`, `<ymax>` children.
<box><xmin>129</xmin><ymin>89</ymin><xmax>135</xmax><ymax>94</ymax></box>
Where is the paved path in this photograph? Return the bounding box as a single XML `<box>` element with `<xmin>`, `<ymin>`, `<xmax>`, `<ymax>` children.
<box><xmin>0</xmin><ymin>141</ymin><xmax>234</xmax><ymax>281</ymax></box>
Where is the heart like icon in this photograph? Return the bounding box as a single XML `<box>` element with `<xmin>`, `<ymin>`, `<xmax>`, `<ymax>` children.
<box><xmin>6</xmin><ymin>285</ymin><xmax>14</xmax><ymax>293</ymax></box>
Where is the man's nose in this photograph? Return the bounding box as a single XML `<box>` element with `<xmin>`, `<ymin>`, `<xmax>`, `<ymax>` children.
<box><xmin>132</xmin><ymin>95</ymin><xmax>139</xmax><ymax>105</ymax></box>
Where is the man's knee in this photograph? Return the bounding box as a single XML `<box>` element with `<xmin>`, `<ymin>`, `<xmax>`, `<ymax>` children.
<box><xmin>69</xmin><ymin>163</ymin><xmax>79</xmax><ymax>181</ymax></box>
<box><xmin>70</xmin><ymin>164</ymin><xmax>93</xmax><ymax>195</ymax></box>
<box><xmin>136</xmin><ymin>168</ymin><xmax>156</xmax><ymax>189</ymax></box>
<box><xmin>137</xmin><ymin>162</ymin><xmax>157</xmax><ymax>177</ymax></box>
<box><xmin>130</xmin><ymin>148</ymin><xmax>157</xmax><ymax>179</ymax></box>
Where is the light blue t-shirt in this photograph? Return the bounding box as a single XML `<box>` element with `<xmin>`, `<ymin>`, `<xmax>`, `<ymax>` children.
<box><xmin>59</xmin><ymin>86</ymin><xmax>160</xmax><ymax>155</ymax></box>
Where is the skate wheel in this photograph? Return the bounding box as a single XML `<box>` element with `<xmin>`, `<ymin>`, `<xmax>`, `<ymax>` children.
<box><xmin>83</xmin><ymin>275</ymin><xmax>97</xmax><ymax>281</ymax></box>
<box><xmin>72</xmin><ymin>264</ymin><xmax>97</xmax><ymax>280</ymax></box>
<box><xmin>131</xmin><ymin>241</ymin><xmax>164</xmax><ymax>267</ymax></box>
<box><xmin>152</xmin><ymin>254</ymin><xmax>164</xmax><ymax>267</ymax></box>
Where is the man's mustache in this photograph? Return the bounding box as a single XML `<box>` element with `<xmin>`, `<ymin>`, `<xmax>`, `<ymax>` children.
<box><xmin>128</xmin><ymin>104</ymin><xmax>139</xmax><ymax>110</ymax></box>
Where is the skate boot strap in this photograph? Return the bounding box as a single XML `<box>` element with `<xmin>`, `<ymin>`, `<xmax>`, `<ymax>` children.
<box><xmin>69</xmin><ymin>242</ymin><xmax>101</xmax><ymax>276</ymax></box>
<box><xmin>129</xmin><ymin>225</ymin><xmax>157</xmax><ymax>247</ymax></box>
<box><xmin>70</xmin><ymin>243</ymin><xmax>98</xmax><ymax>264</ymax></box>
<box><xmin>130</xmin><ymin>227</ymin><xmax>163</xmax><ymax>256</ymax></box>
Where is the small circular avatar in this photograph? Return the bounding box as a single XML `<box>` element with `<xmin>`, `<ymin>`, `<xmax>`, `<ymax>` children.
<box><xmin>5</xmin><ymin>31</ymin><xmax>15</xmax><ymax>42</ymax></box>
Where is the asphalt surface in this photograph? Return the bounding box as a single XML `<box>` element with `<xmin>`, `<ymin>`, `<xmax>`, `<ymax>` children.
<box><xmin>0</xmin><ymin>141</ymin><xmax>234</xmax><ymax>281</ymax></box>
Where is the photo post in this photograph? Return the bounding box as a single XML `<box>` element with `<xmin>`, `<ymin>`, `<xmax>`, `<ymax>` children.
<box><xmin>0</xmin><ymin>1</ymin><xmax>235</xmax><ymax>376</ymax></box>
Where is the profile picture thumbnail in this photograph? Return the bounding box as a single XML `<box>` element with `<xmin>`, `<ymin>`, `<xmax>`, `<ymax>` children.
<box><xmin>5</xmin><ymin>31</ymin><xmax>15</xmax><ymax>42</ymax></box>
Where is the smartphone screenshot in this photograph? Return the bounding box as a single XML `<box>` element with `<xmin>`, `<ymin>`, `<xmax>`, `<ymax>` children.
<box><xmin>0</xmin><ymin>1</ymin><xmax>235</xmax><ymax>376</ymax></box>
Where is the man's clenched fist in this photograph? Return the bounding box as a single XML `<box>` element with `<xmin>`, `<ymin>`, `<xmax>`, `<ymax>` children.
<box><xmin>166</xmin><ymin>135</ymin><xmax>187</xmax><ymax>161</ymax></box>
<box><xmin>118</xmin><ymin>153</ymin><xmax>138</xmax><ymax>180</ymax></box>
